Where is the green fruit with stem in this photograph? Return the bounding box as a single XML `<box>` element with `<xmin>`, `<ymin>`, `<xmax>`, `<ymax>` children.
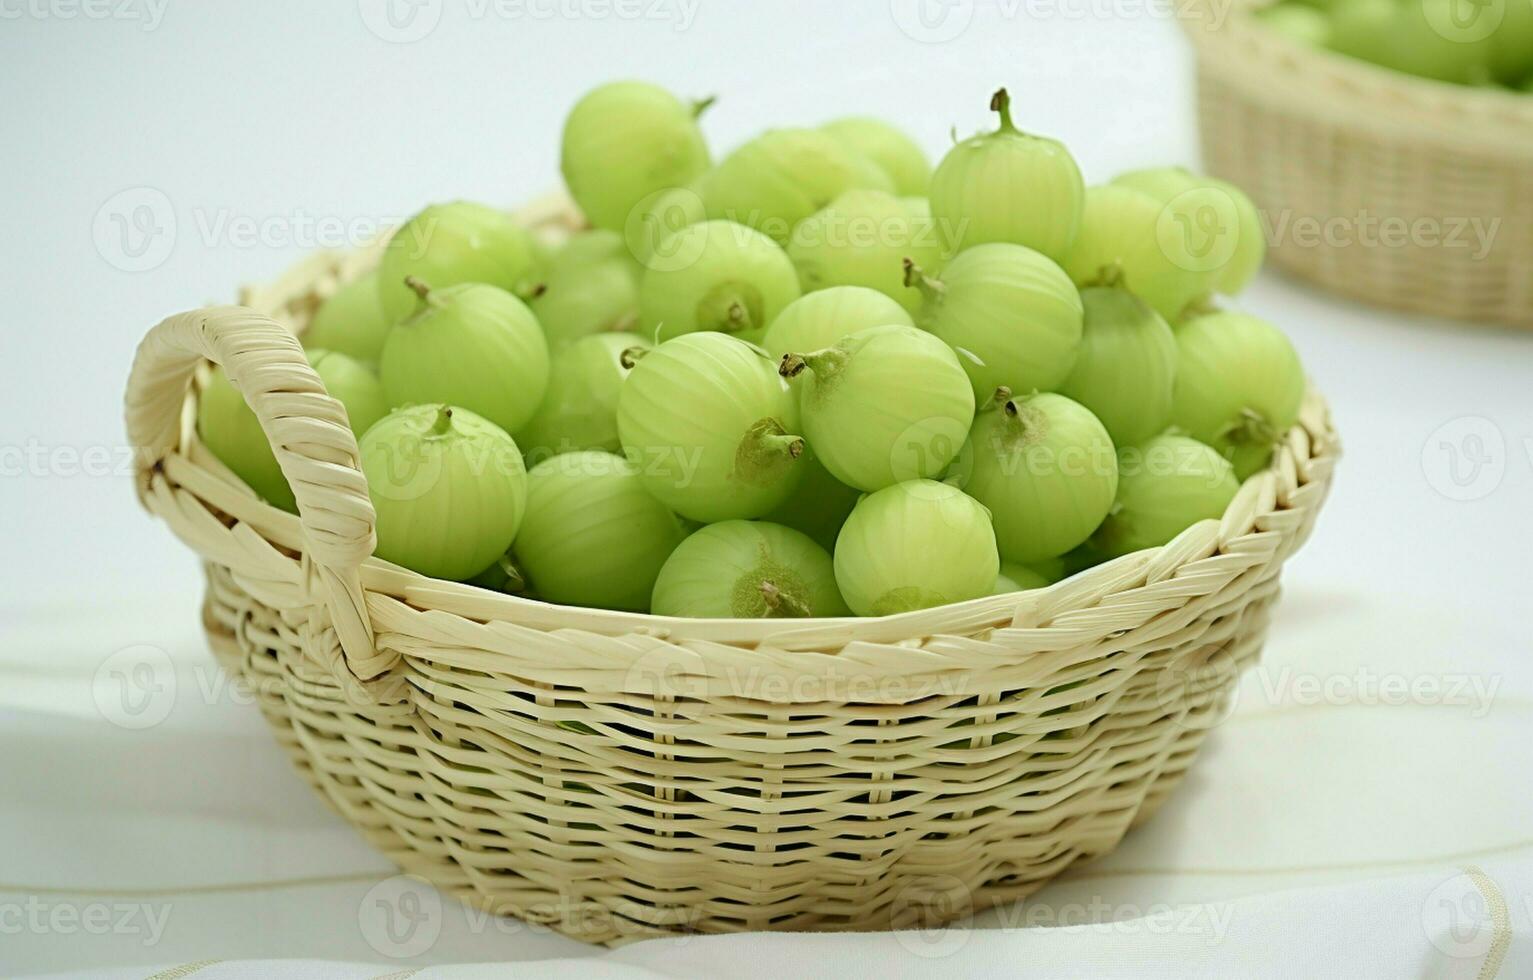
<box><xmin>700</xmin><ymin>128</ymin><xmax>886</xmax><ymax>245</ymax></box>
<box><xmin>512</xmin><ymin>451</ymin><xmax>687</xmax><ymax>611</ymax></box>
<box><xmin>361</xmin><ymin>405</ymin><xmax>528</xmax><ymax>580</ymax></box>
<box><xmin>950</xmin><ymin>391</ymin><xmax>1118</xmax><ymax>564</ymax></box>
<box><xmin>380</xmin><ymin>279</ymin><xmax>550</xmax><ymax>436</ymax></box>
<box><xmin>638</xmin><ymin>219</ymin><xmax>801</xmax><ymax>342</ymax></box>
<box><xmin>787</xmin><ymin>189</ymin><xmax>945</xmax><ymax>316</ymax></box>
<box><xmin>833</xmin><ymin>480</ymin><xmax>999</xmax><ymax>616</ymax></box>
<box><xmin>1171</xmin><ymin>311</ymin><xmax>1305</xmax><ymax>479</ymax></box>
<box><xmin>760</xmin><ymin>286</ymin><xmax>914</xmax><ymax>360</ymax></box>
<box><xmin>1093</xmin><ymin>434</ymin><xmax>1239</xmax><ymax>558</ymax></box>
<box><xmin>1059</xmin><ymin>276</ymin><xmax>1178</xmax><ymax>447</ymax></box>
<box><xmin>515</xmin><ymin>332</ymin><xmax>647</xmax><ymax>466</ymax></box>
<box><xmin>530</xmin><ymin>229</ymin><xmax>642</xmax><ymax>351</ymax></box>
<box><xmin>651</xmin><ymin>520</ymin><xmax>848</xmax><ymax>618</ymax></box>
<box><xmin>907</xmin><ymin>241</ymin><xmax>1083</xmax><ymax>400</ymax></box>
<box><xmin>561</xmin><ymin>81</ymin><xmax>712</xmax><ymax>231</ymax></box>
<box><xmin>303</xmin><ymin>271</ymin><xmax>392</xmax><ymax>366</ymax></box>
<box><xmin>928</xmin><ymin>88</ymin><xmax>1085</xmax><ymax>262</ymax></box>
<box><xmin>820</xmin><ymin>116</ymin><xmax>932</xmax><ymax>196</ymax></box>
<box><xmin>198</xmin><ymin>349</ymin><xmax>387</xmax><ymax>513</ymax></box>
<box><xmin>782</xmin><ymin>324</ymin><xmax>975</xmax><ymax>492</ymax></box>
<box><xmin>376</xmin><ymin>201</ymin><xmax>542</xmax><ymax>324</ymax></box>
<box><xmin>616</xmin><ymin>332</ymin><xmax>807</xmax><ymax>522</ymax></box>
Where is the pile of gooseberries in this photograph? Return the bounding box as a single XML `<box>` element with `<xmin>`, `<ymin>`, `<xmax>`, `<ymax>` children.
<box><xmin>198</xmin><ymin>80</ymin><xmax>1308</xmax><ymax>619</ymax></box>
<box><xmin>1255</xmin><ymin>0</ymin><xmax>1533</xmax><ymax>90</ymax></box>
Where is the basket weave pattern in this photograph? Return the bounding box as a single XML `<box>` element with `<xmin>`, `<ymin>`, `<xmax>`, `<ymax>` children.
<box><xmin>125</xmin><ymin>200</ymin><xmax>1340</xmax><ymax>944</ymax></box>
<box><xmin>1181</xmin><ymin>3</ymin><xmax>1533</xmax><ymax>328</ymax></box>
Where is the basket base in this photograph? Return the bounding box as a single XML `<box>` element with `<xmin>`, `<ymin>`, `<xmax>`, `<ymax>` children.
<box><xmin>201</xmin><ymin>562</ymin><xmax>1265</xmax><ymax>945</ymax></box>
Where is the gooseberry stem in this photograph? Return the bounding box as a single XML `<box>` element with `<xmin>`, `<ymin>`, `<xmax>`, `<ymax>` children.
<box><xmin>405</xmin><ymin>275</ymin><xmax>432</xmax><ymax>303</ymax></box>
<box><xmin>760</xmin><ymin>580</ymin><xmax>812</xmax><ymax>618</ymax></box>
<box><xmin>692</xmin><ymin>95</ymin><xmax>717</xmax><ymax>119</ymax></box>
<box><xmin>429</xmin><ymin>405</ymin><xmax>454</xmax><ymax>436</ymax></box>
<box><xmin>990</xmin><ymin>87</ymin><xmax>1018</xmax><ymax>134</ymax></box>
<box><xmin>1225</xmin><ymin>408</ymin><xmax>1279</xmax><ymax>449</ymax></box>
<box><xmin>778</xmin><ymin>347</ymin><xmax>849</xmax><ymax>381</ymax></box>
<box><xmin>902</xmin><ymin>258</ymin><xmax>946</xmax><ymax>302</ymax></box>
<box><xmin>517</xmin><ymin>281</ymin><xmax>548</xmax><ymax>302</ymax></box>
<box><xmin>1092</xmin><ymin>263</ymin><xmax>1126</xmax><ymax>289</ymax></box>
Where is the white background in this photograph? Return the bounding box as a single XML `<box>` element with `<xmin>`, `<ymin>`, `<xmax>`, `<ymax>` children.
<box><xmin>2</xmin><ymin>1</ymin><xmax>1531</xmax><ymax>976</ymax></box>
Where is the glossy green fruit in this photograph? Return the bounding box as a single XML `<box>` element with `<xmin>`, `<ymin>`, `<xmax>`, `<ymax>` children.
<box><xmin>376</xmin><ymin>201</ymin><xmax>542</xmax><ymax>324</ymax></box>
<box><xmin>198</xmin><ymin>349</ymin><xmax>387</xmax><ymax>513</ymax></box>
<box><xmin>1093</xmin><ymin>434</ymin><xmax>1239</xmax><ymax>558</ymax></box>
<box><xmin>361</xmin><ymin>405</ymin><xmax>527</xmax><ymax>580</ymax></box>
<box><xmin>561</xmin><ymin>81</ymin><xmax>712</xmax><ymax>231</ymax></box>
<box><xmin>651</xmin><ymin>520</ymin><xmax>848</xmax><ymax>618</ymax></box>
<box><xmin>1328</xmin><ymin>0</ymin><xmax>1408</xmax><ymax>70</ymax></box>
<box><xmin>1394</xmin><ymin>0</ymin><xmax>1497</xmax><ymax>84</ymax></box>
<box><xmin>303</xmin><ymin>271</ymin><xmax>392</xmax><ymax>366</ymax></box>
<box><xmin>787</xmin><ymin>189</ymin><xmax>945</xmax><ymax>316</ymax></box>
<box><xmin>379</xmin><ymin>280</ymin><xmax>550</xmax><ymax>436</ymax></box>
<box><xmin>638</xmin><ymin>220</ymin><xmax>802</xmax><ymax>341</ymax></box>
<box><xmin>700</xmin><ymin>128</ymin><xmax>886</xmax><ymax>245</ymax></box>
<box><xmin>760</xmin><ymin>286</ymin><xmax>914</xmax><ymax>360</ymax></box>
<box><xmin>951</xmin><ymin>392</ymin><xmax>1118</xmax><ymax>564</ymax></box>
<box><xmin>819</xmin><ymin>117</ymin><xmax>932</xmax><ymax>196</ymax></box>
<box><xmin>833</xmin><ymin>480</ymin><xmax>999</xmax><ymax>616</ymax></box>
<box><xmin>515</xmin><ymin>332</ymin><xmax>646</xmax><ymax>465</ymax></box>
<box><xmin>512</xmin><ymin>451</ymin><xmax>687</xmax><ymax>611</ymax></box>
<box><xmin>928</xmin><ymin>88</ymin><xmax>1085</xmax><ymax>262</ymax></box>
<box><xmin>993</xmin><ymin>562</ymin><xmax>1054</xmax><ymax>594</ymax></box>
<box><xmin>761</xmin><ymin>451</ymin><xmax>863</xmax><ymax>553</ymax></box>
<box><xmin>617</xmin><ymin>332</ymin><xmax>806</xmax><ymax>522</ymax></box>
<box><xmin>530</xmin><ymin>229</ymin><xmax>642</xmax><ymax>351</ymax></box>
<box><xmin>1172</xmin><ymin>311</ymin><xmax>1305</xmax><ymax>479</ymax></box>
<box><xmin>783</xmin><ymin>324</ymin><xmax>975</xmax><ymax>492</ymax></box>
<box><xmin>1059</xmin><ymin>282</ymin><xmax>1178</xmax><ymax>447</ymax></box>
<box><xmin>1490</xmin><ymin>0</ymin><xmax>1533</xmax><ymax>83</ymax></box>
<box><xmin>1112</xmin><ymin>167</ymin><xmax>1267</xmax><ymax>296</ymax></box>
<box><xmin>909</xmin><ymin>242</ymin><xmax>1083</xmax><ymax>399</ymax></box>
<box><xmin>1059</xmin><ymin>184</ymin><xmax>1223</xmax><ymax>322</ymax></box>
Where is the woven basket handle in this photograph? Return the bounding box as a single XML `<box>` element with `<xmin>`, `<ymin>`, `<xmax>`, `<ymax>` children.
<box><xmin>124</xmin><ymin>306</ymin><xmax>392</xmax><ymax>697</ymax></box>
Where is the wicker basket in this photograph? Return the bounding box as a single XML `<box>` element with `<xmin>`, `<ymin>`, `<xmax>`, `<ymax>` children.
<box><xmin>124</xmin><ymin>195</ymin><xmax>1340</xmax><ymax>945</ymax></box>
<box><xmin>1179</xmin><ymin>1</ymin><xmax>1533</xmax><ymax>328</ymax></box>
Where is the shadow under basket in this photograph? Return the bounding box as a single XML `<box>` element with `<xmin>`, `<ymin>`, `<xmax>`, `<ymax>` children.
<box><xmin>124</xmin><ymin>197</ymin><xmax>1341</xmax><ymax>945</ymax></box>
<box><xmin>1180</xmin><ymin>0</ymin><xmax>1533</xmax><ymax>329</ymax></box>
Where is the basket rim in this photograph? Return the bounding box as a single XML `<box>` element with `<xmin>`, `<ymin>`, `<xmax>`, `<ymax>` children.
<box><xmin>1177</xmin><ymin>0</ymin><xmax>1533</xmax><ymax>157</ymax></box>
